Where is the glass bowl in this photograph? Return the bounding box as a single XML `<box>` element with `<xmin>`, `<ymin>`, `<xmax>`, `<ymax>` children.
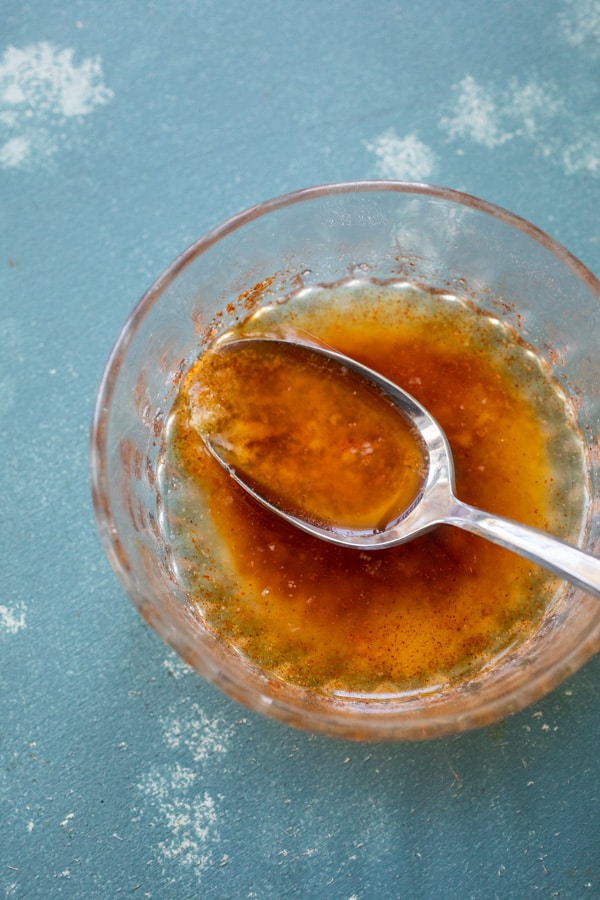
<box><xmin>90</xmin><ymin>181</ymin><xmax>600</xmax><ymax>740</ymax></box>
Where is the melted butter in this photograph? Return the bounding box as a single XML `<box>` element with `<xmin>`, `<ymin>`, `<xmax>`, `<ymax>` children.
<box><xmin>188</xmin><ymin>339</ymin><xmax>426</xmax><ymax>532</ymax></box>
<box><xmin>161</xmin><ymin>280</ymin><xmax>586</xmax><ymax>695</ymax></box>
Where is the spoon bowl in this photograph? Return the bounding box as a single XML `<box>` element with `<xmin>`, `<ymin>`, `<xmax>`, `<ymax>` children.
<box><xmin>204</xmin><ymin>336</ymin><xmax>600</xmax><ymax>601</ymax></box>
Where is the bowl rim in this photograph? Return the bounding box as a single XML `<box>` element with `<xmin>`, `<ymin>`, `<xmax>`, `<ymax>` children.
<box><xmin>96</xmin><ymin>182</ymin><xmax>600</xmax><ymax>377</ymax></box>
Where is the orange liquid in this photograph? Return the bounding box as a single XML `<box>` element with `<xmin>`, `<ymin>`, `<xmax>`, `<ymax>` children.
<box><xmin>164</xmin><ymin>281</ymin><xmax>583</xmax><ymax>694</ymax></box>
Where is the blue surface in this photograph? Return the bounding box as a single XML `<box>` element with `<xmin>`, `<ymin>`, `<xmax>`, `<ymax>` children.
<box><xmin>1</xmin><ymin>1</ymin><xmax>600</xmax><ymax>896</ymax></box>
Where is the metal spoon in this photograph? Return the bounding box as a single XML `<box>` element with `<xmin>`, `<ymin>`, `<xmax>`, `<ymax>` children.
<box><xmin>205</xmin><ymin>336</ymin><xmax>600</xmax><ymax>601</ymax></box>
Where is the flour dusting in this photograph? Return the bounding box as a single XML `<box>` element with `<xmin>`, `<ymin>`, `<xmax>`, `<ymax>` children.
<box><xmin>138</xmin><ymin>765</ymin><xmax>218</xmax><ymax>876</ymax></box>
<box><xmin>0</xmin><ymin>602</ymin><xmax>26</xmax><ymax>634</ymax></box>
<box><xmin>440</xmin><ymin>75</ymin><xmax>510</xmax><ymax>149</ymax></box>
<box><xmin>505</xmin><ymin>79</ymin><xmax>564</xmax><ymax>144</ymax></box>
<box><xmin>561</xmin><ymin>133</ymin><xmax>600</xmax><ymax>177</ymax></box>
<box><xmin>558</xmin><ymin>0</ymin><xmax>600</xmax><ymax>55</ymax></box>
<box><xmin>440</xmin><ymin>74</ymin><xmax>600</xmax><ymax>178</ymax></box>
<box><xmin>0</xmin><ymin>42</ymin><xmax>112</xmax><ymax>169</ymax></box>
<box><xmin>161</xmin><ymin>702</ymin><xmax>234</xmax><ymax>762</ymax></box>
<box><xmin>163</xmin><ymin>652</ymin><xmax>194</xmax><ymax>680</ymax></box>
<box><xmin>366</xmin><ymin>131</ymin><xmax>437</xmax><ymax>181</ymax></box>
<box><xmin>137</xmin><ymin>699</ymin><xmax>234</xmax><ymax>880</ymax></box>
<box><xmin>439</xmin><ymin>75</ymin><xmax>562</xmax><ymax>150</ymax></box>
<box><xmin>0</xmin><ymin>135</ymin><xmax>31</xmax><ymax>167</ymax></box>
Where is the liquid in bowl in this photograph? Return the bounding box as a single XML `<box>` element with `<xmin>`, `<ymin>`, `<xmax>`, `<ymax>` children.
<box><xmin>158</xmin><ymin>278</ymin><xmax>587</xmax><ymax>697</ymax></box>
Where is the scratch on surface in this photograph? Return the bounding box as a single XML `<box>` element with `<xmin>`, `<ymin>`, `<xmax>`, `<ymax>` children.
<box><xmin>0</xmin><ymin>317</ymin><xmax>23</xmax><ymax>420</ymax></box>
<box><xmin>449</xmin><ymin>764</ymin><xmax>462</xmax><ymax>787</ymax></box>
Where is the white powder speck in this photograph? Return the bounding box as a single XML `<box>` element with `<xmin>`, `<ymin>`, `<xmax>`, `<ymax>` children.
<box><xmin>0</xmin><ymin>41</ymin><xmax>112</xmax><ymax>170</ymax></box>
<box><xmin>0</xmin><ymin>602</ymin><xmax>26</xmax><ymax>634</ymax></box>
<box><xmin>138</xmin><ymin>766</ymin><xmax>219</xmax><ymax>877</ymax></box>
<box><xmin>0</xmin><ymin>135</ymin><xmax>30</xmax><ymax>167</ymax></box>
<box><xmin>137</xmin><ymin>703</ymin><xmax>233</xmax><ymax>880</ymax></box>
<box><xmin>161</xmin><ymin>702</ymin><xmax>234</xmax><ymax>762</ymax></box>
<box><xmin>561</xmin><ymin>133</ymin><xmax>600</xmax><ymax>176</ymax></box>
<box><xmin>440</xmin><ymin>73</ymin><xmax>600</xmax><ymax>178</ymax></box>
<box><xmin>440</xmin><ymin>75</ymin><xmax>512</xmax><ymax>149</ymax></box>
<box><xmin>163</xmin><ymin>653</ymin><xmax>194</xmax><ymax>680</ymax></box>
<box><xmin>0</xmin><ymin>109</ymin><xmax>18</xmax><ymax>127</ymax></box>
<box><xmin>507</xmin><ymin>79</ymin><xmax>564</xmax><ymax>142</ymax></box>
<box><xmin>558</xmin><ymin>0</ymin><xmax>600</xmax><ymax>55</ymax></box>
<box><xmin>366</xmin><ymin>131</ymin><xmax>437</xmax><ymax>181</ymax></box>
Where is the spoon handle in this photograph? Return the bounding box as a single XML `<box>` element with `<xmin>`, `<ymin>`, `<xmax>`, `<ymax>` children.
<box><xmin>449</xmin><ymin>500</ymin><xmax>600</xmax><ymax>601</ymax></box>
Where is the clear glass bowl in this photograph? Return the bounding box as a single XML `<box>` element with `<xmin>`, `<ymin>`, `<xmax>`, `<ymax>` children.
<box><xmin>90</xmin><ymin>182</ymin><xmax>600</xmax><ymax>740</ymax></box>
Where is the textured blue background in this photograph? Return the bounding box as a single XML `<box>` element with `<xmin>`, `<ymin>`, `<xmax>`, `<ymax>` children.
<box><xmin>1</xmin><ymin>1</ymin><xmax>600</xmax><ymax>896</ymax></box>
